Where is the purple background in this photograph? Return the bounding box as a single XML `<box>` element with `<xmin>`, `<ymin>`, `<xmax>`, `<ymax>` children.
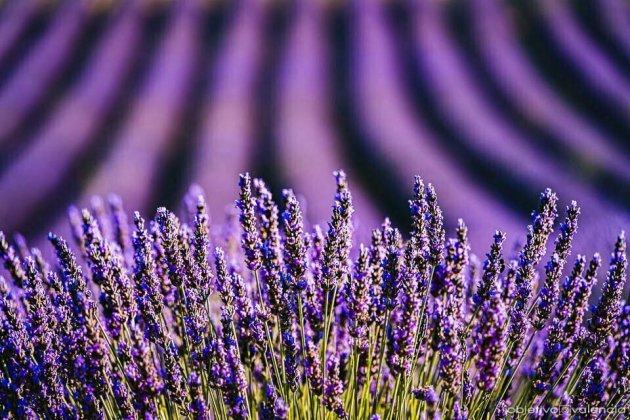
<box><xmin>0</xmin><ymin>0</ymin><xmax>629</xmax><ymax>258</ymax></box>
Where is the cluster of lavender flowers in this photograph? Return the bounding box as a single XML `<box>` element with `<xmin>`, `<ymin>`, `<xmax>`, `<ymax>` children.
<box><xmin>0</xmin><ymin>171</ymin><xmax>628</xmax><ymax>419</ymax></box>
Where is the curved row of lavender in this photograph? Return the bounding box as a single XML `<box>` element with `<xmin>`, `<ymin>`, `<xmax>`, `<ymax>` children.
<box><xmin>0</xmin><ymin>171</ymin><xmax>628</xmax><ymax>418</ymax></box>
<box><xmin>1</xmin><ymin>0</ymin><xmax>630</xmax><ymax>255</ymax></box>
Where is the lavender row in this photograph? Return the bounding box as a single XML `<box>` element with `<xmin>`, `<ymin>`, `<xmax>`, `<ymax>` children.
<box><xmin>1</xmin><ymin>170</ymin><xmax>628</xmax><ymax>418</ymax></box>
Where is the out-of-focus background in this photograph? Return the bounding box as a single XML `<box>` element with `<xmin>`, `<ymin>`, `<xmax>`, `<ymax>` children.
<box><xmin>0</xmin><ymin>0</ymin><xmax>629</xmax><ymax>255</ymax></box>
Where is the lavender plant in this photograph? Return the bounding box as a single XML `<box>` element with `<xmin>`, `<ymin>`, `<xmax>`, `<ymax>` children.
<box><xmin>0</xmin><ymin>172</ymin><xmax>628</xmax><ymax>419</ymax></box>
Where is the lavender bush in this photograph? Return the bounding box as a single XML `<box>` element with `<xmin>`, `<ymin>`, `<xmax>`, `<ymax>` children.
<box><xmin>0</xmin><ymin>171</ymin><xmax>628</xmax><ymax>419</ymax></box>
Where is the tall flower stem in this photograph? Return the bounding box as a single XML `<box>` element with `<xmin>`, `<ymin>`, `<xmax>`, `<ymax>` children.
<box><xmin>371</xmin><ymin>309</ymin><xmax>391</xmax><ymax>415</ymax></box>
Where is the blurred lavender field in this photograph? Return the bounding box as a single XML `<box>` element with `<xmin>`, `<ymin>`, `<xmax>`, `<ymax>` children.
<box><xmin>0</xmin><ymin>0</ymin><xmax>629</xmax><ymax>255</ymax></box>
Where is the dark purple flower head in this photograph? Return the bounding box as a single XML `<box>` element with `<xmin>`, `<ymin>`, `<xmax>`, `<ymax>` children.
<box><xmin>320</xmin><ymin>172</ymin><xmax>354</xmax><ymax>292</ymax></box>
<box><xmin>586</xmin><ymin>232</ymin><xmax>627</xmax><ymax>353</ymax></box>
<box><xmin>214</xmin><ymin>247</ymin><xmax>234</xmax><ymax>307</ymax></box>
<box><xmin>232</xmin><ymin>272</ymin><xmax>264</xmax><ymax>355</ymax></box>
<box><xmin>381</xmin><ymin>227</ymin><xmax>403</xmax><ymax>310</ymax></box>
<box><xmin>473</xmin><ymin>288</ymin><xmax>507</xmax><ymax>392</ymax></box>
<box><xmin>188</xmin><ymin>372</ymin><xmax>209</xmax><ymax>420</ymax></box>
<box><xmin>0</xmin><ymin>231</ymin><xmax>27</xmax><ymax>288</ymax></box>
<box><xmin>495</xmin><ymin>400</ymin><xmax>509</xmax><ymax>419</ymax></box>
<box><xmin>436</xmin><ymin>295</ymin><xmax>463</xmax><ymax>394</ymax></box>
<box><xmin>282</xmin><ymin>189</ymin><xmax>307</xmax><ymax>290</ymax></box>
<box><xmin>509</xmin><ymin>189</ymin><xmax>558</xmax><ymax>347</ymax></box>
<box><xmin>254</xmin><ymin>178</ymin><xmax>285</xmax><ymax>303</ymax></box>
<box><xmin>425</xmin><ymin>184</ymin><xmax>445</xmax><ymax>268</ymax></box>
<box><xmin>532</xmin><ymin>201</ymin><xmax>580</xmax><ymax>330</ymax></box>
<box><xmin>222</xmin><ymin>337</ymin><xmax>248</xmax><ymax>420</ymax></box>
<box><xmin>474</xmin><ymin>230</ymin><xmax>506</xmax><ymax>304</ymax></box>
<box><xmin>347</xmin><ymin>245</ymin><xmax>372</xmax><ymax>350</ymax></box>
<box><xmin>237</xmin><ymin>173</ymin><xmax>262</xmax><ymax>271</ymax></box>
<box><xmin>191</xmin><ymin>194</ymin><xmax>214</xmax><ymax>299</ymax></box>
<box><xmin>412</xmin><ymin>385</ymin><xmax>438</xmax><ymax>405</ymax></box>
<box><xmin>155</xmin><ymin>207</ymin><xmax>189</xmax><ymax>290</ymax></box>
<box><xmin>556</xmin><ymin>255</ymin><xmax>587</xmax><ymax>322</ymax></box>
<box><xmin>132</xmin><ymin>212</ymin><xmax>165</xmax><ymax>342</ymax></box>
<box><xmin>532</xmin><ymin>256</ymin><xmax>588</xmax><ymax>394</ymax></box>
<box><xmin>444</xmin><ymin>219</ymin><xmax>469</xmax><ymax>309</ymax></box>
<box><xmin>565</xmin><ymin>254</ymin><xmax>600</xmax><ymax>346</ymax></box>
<box><xmin>452</xmin><ymin>400</ymin><xmax>468</xmax><ymax>420</ymax></box>
<box><xmin>406</xmin><ymin>176</ymin><xmax>430</xmax><ymax>275</ymax></box>
<box><xmin>323</xmin><ymin>353</ymin><xmax>349</xmax><ymax>420</ymax></box>
<box><xmin>260</xmin><ymin>383</ymin><xmax>288</xmax><ymax>420</ymax></box>
<box><xmin>304</xmin><ymin>339</ymin><xmax>324</xmax><ymax>395</ymax></box>
<box><xmin>81</xmin><ymin>209</ymin><xmax>135</xmax><ymax>338</ymax></box>
<box><xmin>610</xmin><ymin>304</ymin><xmax>630</xmax><ymax>386</ymax></box>
<box><xmin>162</xmin><ymin>343</ymin><xmax>189</xmax><ymax>410</ymax></box>
<box><xmin>573</xmin><ymin>358</ymin><xmax>606</xmax><ymax>413</ymax></box>
<box><xmin>111</xmin><ymin>372</ymin><xmax>135</xmax><ymax>420</ymax></box>
<box><xmin>48</xmin><ymin>233</ymin><xmax>92</xmax><ymax>319</ymax></box>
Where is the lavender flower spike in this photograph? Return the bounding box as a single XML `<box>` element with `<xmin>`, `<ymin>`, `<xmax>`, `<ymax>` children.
<box><xmin>425</xmin><ymin>183</ymin><xmax>445</xmax><ymax>268</ymax></box>
<box><xmin>473</xmin><ymin>287</ymin><xmax>507</xmax><ymax>392</ymax></box>
<box><xmin>282</xmin><ymin>189</ymin><xmax>307</xmax><ymax>290</ymax></box>
<box><xmin>532</xmin><ymin>201</ymin><xmax>580</xmax><ymax>330</ymax></box>
<box><xmin>237</xmin><ymin>173</ymin><xmax>262</xmax><ymax>271</ymax></box>
<box><xmin>509</xmin><ymin>188</ymin><xmax>558</xmax><ymax>346</ymax></box>
<box><xmin>321</xmin><ymin>171</ymin><xmax>354</xmax><ymax>291</ymax></box>
<box><xmin>586</xmin><ymin>232</ymin><xmax>627</xmax><ymax>353</ymax></box>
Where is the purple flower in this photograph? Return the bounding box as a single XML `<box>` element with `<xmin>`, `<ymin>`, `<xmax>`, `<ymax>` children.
<box><xmin>425</xmin><ymin>184</ymin><xmax>445</xmax><ymax>268</ymax></box>
<box><xmin>369</xmin><ymin>226</ymin><xmax>386</xmax><ymax>323</ymax></box>
<box><xmin>156</xmin><ymin>207</ymin><xmax>187</xmax><ymax>289</ymax></box>
<box><xmin>282</xmin><ymin>189</ymin><xmax>307</xmax><ymax>290</ymax></box>
<box><xmin>406</xmin><ymin>176</ymin><xmax>430</xmax><ymax>276</ymax></box>
<box><xmin>472</xmin><ymin>289</ymin><xmax>507</xmax><ymax>392</ymax></box>
<box><xmin>323</xmin><ymin>353</ymin><xmax>348</xmax><ymax>419</ymax></box>
<box><xmin>304</xmin><ymin>339</ymin><xmax>324</xmax><ymax>395</ymax></box>
<box><xmin>188</xmin><ymin>372</ymin><xmax>209</xmax><ymax>420</ymax></box>
<box><xmin>532</xmin><ymin>201</ymin><xmax>580</xmax><ymax>330</ymax></box>
<box><xmin>260</xmin><ymin>382</ymin><xmax>288</xmax><ymax>420</ymax></box>
<box><xmin>321</xmin><ymin>172</ymin><xmax>354</xmax><ymax>292</ymax></box>
<box><xmin>565</xmin><ymin>254</ymin><xmax>600</xmax><ymax>347</ymax></box>
<box><xmin>162</xmin><ymin>342</ymin><xmax>189</xmax><ymax>409</ymax></box>
<box><xmin>436</xmin><ymin>295</ymin><xmax>463</xmax><ymax>394</ymax></box>
<box><xmin>412</xmin><ymin>385</ymin><xmax>438</xmax><ymax>417</ymax></box>
<box><xmin>509</xmin><ymin>189</ymin><xmax>558</xmax><ymax>356</ymax></box>
<box><xmin>0</xmin><ymin>231</ymin><xmax>27</xmax><ymax>288</ymax></box>
<box><xmin>81</xmin><ymin>209</ymin><xmax>134</xmax><ymax>339</ymax></box>
<box><xmin>232</xmin><ymin>271</ymin><xmax>264</xmax><ymax>357</ymax></box>
<box><xmin>255</xmin><ymin>179</ymin><xmax>284</xmax><ymax>310</ymax></box>
<box><xmin>132</xmin><ymin>212</ymin><xmax>166</xmax><ymax>342</ymax></box>
<box><xmin>112</xmin><ymin>372</ymin><xmax>135</xmax><ymax>420</ymax></box>
<box><xmin>222</xmin><ymin>336</ymin><xmax>248</xmax><ymax>420</ymax></box>
<box><xmin>381</xmin><ymin>227</ymin><xmax>403</xmax><ymax>310</ymax></box>
<box><xmin>388</xmin><ymin>265</ymin><xmax>421</xmax><ymax>375</ymax></box>
<box><xmin>472</xmin><ymin>231</ymin><xmax>506</xmax><ymax>313</ymax></box>
<box><xmin>532</xmin><ymin>256</ymin><xmax>587</xmax><ymax>394</ymax></box>
<box><xmin>237</xmin><ymin>173</ymin><xmax>262</xmax><ymax>271</ymax></box>
<box><xmin>347</xmin><ymin>245</ymin><xmax>372</xmax><ymax>351</ymax></box>
<box><xmin>572</xmin><ymin>358</ymin><xmax>606</xmax><ymax>415</ymax></box>
<box><xmin>610</xmin><ymin>304</ymin><xmax>630</xmax><ymax>387</ymax></box>
<box><xmin>191</xmin><ymin>194</ymin><xmax>214</xmax><ymax>300</ymax></box>
<box><xmin>586</xmin><ymin>232</ymin><xmax>627</xmax><ymax>353</ymax></box>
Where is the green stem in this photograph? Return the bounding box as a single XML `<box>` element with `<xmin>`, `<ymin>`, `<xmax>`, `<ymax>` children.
<box><xmin>372</xmin><ymin>309</ymin><xmax>391</xmax><ymax>415</ymax></box>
